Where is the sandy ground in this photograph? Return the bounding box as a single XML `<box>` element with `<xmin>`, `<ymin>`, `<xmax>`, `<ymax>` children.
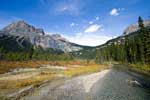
<box><xmin>61</xmin><ymin>69</ymin><xmax>110</xmax><ymax>93</ymax></box>
<box><xmin>0</xmin><ymin>72</ymin><xmax>39</xmax><ymax>80</ymax></box>
<box><xmin>0</xmin><ymin>66</ymin><xmax>70</xmax><ymax>80</ymax></box>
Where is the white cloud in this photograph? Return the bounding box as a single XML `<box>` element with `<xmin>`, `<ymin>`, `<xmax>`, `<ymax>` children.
<box><xmin>110</xmin><ymin>8</ymin><xmax>125</xmax><ymax>16</ymax></box>
<box><xmin>70</xmin><ymin>22</ymin><xmax>75</xmax><ymax>27</ymax></box>
<box><xmin>95</xmin><ymin>16</ymin><xmax>99</xmax><ymax>20</ymax></box>
<box><xmin>89</xmin><ymin>21</ymin><xmax>94</xmax><ymax>24</ymax></box>
<box><xmin>74</xmin><ymin>32</ymin><xmax>83</xmax><ymax>38</ymax></box>
<box><xmin>110</xmin><ymin>8</ymin><xmax>119</xmax><ymax>16</ymax></box>
<box><xmin>64</xmin><ymin>33</ymin><xmax>112</xmax><ymax>46</ymax></box>
<box><xmin>84</xmin><ymin>24</ymin><xmax>102</xmax><ymax>33</ymax></box>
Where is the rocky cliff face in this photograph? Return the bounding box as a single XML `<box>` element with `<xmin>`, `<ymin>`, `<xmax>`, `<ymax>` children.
<box><xmin>0</xmin><ymin>20</ymin><xmax>82</xmax><ymax>52</ymax></box>
<box><xmin>124</xmin><ymin>20</ymin><xmax>150</xmax><ymax>34</ymax></box>
<box><xmin>1</xmin><ymin>20</ymin><xmax>45</xmax><ymax>36</ymax></box>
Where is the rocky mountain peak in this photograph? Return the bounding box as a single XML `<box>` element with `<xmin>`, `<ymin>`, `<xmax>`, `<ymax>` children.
<box><xmin>124</xmin><ymin>20</ymin><xmax>150</xmax><ymax>35</ymax></box>
<box><xmin>13</xmin><ymin>20</ymin><xmax>27</xmax><ymax>25</ymax></box>
<box><xmin>51</xmin><ymin>34</ymin><xmax>61</xmax><ymax>38</ymax></box>
<box><xmin>1</xmin><ymin>20</ymin><xmax>45</xmax><ymax>36</ymax></box>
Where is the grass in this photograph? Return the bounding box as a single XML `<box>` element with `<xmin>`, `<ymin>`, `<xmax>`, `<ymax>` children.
<box><xmin>0</xmin><ymin>62</ymin><xmax>108</xmax><ymax>89</ymax></box>
<box><xmin>16</xmin><ymin>72</ymin><xmax>54</xmax><ymax>88</ymax></box>
<box><xmin>63</xmin><ymin>64</ymin><xmax>108</xmax><ymax>77</ymax></box>
<box><xmin>0</xmin><ymin>73</ymin><xmax>55</xmax><ymax>99</ymax></box>
<box><xmin>0</xmin><ymin>60</ymin><xmax>95</xmax><ymax>74</ymax></box>
<box><xmin>129</xmin><ymin>63</ymin><xmax>150</xmax><ymax>76</ymax></box>
<box><xmin>0</xmin><ymin>72</ymin><xmax>54</xmax><ymax>99</ymax></box>
<box><xmin>0</xmin><ymin>72</ymin><xmax>54</xmax><ymax>90</ymax></box>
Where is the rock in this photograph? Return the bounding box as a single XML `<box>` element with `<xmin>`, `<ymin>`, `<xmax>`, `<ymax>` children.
<box><xmin>126</xmin><ymin>79</ymin><xmax>142</xmax><ymax>87</ymax></box>
<box><xmin>2</xmin><ymin>20</ymin><xmax>45</xmax><ymax>36</ymax></box>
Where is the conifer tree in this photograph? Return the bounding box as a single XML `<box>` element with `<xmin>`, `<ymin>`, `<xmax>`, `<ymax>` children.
<box><xmin>138</xmin><ymin>16</ymin><xmax>149</xmax><ymax>64</ymax></box>
<box><xmin>124</xmin><ymin>32</ymin><xmax>131</xmax><ymax>63</ymax></box>
<box><xmin>29</xmin><ymin>46</ymin><xmax>34</xmax><ymax>60</ymax></box>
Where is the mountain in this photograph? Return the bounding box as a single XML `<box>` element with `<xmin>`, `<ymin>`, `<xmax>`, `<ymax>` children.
<box><xmin>124</xmin><ymin>20</ymin><xmax>150</xmax><ymax>35</ymax></box>
<box><xmin>0</xmin><ymin>20</ymin><xmax>83</xmax><ymax>52</ymax></box>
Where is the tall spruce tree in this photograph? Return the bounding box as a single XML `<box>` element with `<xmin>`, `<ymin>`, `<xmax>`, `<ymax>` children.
<box><xmin>124</xmin><ymin>32</ymin><xmax>131</xmax><ymax>63</ymax></box>
<box><xmin>146</xmin><ymin>28</ymin><xmax>150</xmax><ymax>64</ymax></box>
<box><xmin>29</xmin><ymin>46</ymin><xmax>34</xmax><ymax>60</ymax></box>
<box><xmin>138</xmin><ymin>16</ymin><xmax>149</xmax><ymax>64</ymax></box>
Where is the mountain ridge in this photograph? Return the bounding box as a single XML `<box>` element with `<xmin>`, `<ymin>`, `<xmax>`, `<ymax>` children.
<box><xmin>0</xmin><ymin>20</ymin><xmax>87</xmax><ymax>52</ymax></box>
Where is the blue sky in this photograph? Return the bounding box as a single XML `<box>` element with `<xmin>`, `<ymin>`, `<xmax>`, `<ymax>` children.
<box><xmin>0</xmin><ymin>0</ymin><xmax>150</xmax><ymax>46</ymax></box>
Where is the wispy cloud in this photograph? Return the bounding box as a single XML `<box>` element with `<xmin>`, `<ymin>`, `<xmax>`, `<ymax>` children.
<box><xmin>70</xmin><ymin>22</ymin><xmax>75</xmax><ymax>27</ymax></box>
<box><xmin>54</xmin><ymin>0</ymin><xmax>81</xmax><ymax>16</ymax></box>
<box><xmin>95</xmin><ymin>16</ymin><xmax>100</xmax><ymax>20</ymax></box>
<box><xmin>88</xmin><ymin>16</ymin><xmax>100</xmax><ymax>25</ymax></box>
<box><xmin>70</xmin><ymin>22</ymin><xmax>78</xmax><ymax>27</ymax></box>
<box><xmin>84</xmin><ymin>24</ymin><xmax>102</xmax><ymax>33</ymax></box>
<box><xmin>89</xmin><ymin>21</ymin><xmax>94</xmax><ymax>24</ymax></box>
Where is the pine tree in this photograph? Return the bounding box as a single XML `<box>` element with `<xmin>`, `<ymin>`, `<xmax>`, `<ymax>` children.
<box><xmin>95</xmin><ymin>49</ymin><xmax>101</xmax><ymax>63</ymax></box>
<box><xmin>124</xmin><ymin>32</ymin><xmax>131</xmax><ymax>63</ymax></box>
<box><xmin>138</xmin><ymin>16</ymin><xmax>149</xmax><ymax>64</ymax></box>
<box><xmin>0</xmin><ymin>47</ymin><xmax>4</xmax><ymax>59</ymax></box>
<box><xmin>29</xmin><ymin>46</ymin><xmax>34</xmax><ymax>60</ymax></box>
<box><xmin>146</xmin><ymin>28</ymin><xmax>150</xmax><ymax>64</ymax></box>
<box><xmin>134</xmin><ymin>36</ymin><xmax>142</xmax><ymax>62</ymax></box>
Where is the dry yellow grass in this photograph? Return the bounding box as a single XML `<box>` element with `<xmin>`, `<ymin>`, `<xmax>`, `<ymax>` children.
<box><xmin>0</xmin><ymin>60</ymin><xmax>94</xmax><ymax>74</ymax></box>
<box><xmin>63</xmin><ymin>64</ymin><xmax>108</xmax><ymax>77</ymax></box>
<box><xmin>0</xmin><ymin>72</ymin><xmax>54</xmax><ymax>90</ymax></box>
<box><xmin>129</xmin><ymin>63</ymin><xmax>150</xmax><ymax>76</ymax></box>
<box><xmin>0</xmin><ymin>63</ymin><xmax>108</xmax><ymax>90</ymax></box>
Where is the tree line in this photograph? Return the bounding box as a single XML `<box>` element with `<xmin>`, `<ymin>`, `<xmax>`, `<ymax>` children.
<box><xmin>0</xmin><ymin>45</ymin><xmax>73</xmax><ymax>61</ymax></box>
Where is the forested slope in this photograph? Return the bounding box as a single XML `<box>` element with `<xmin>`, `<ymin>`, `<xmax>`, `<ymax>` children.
<box><xmin>95</xmin><ymin>17</ymin><xmax>150</xmax><ymax>65</ymax></box>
